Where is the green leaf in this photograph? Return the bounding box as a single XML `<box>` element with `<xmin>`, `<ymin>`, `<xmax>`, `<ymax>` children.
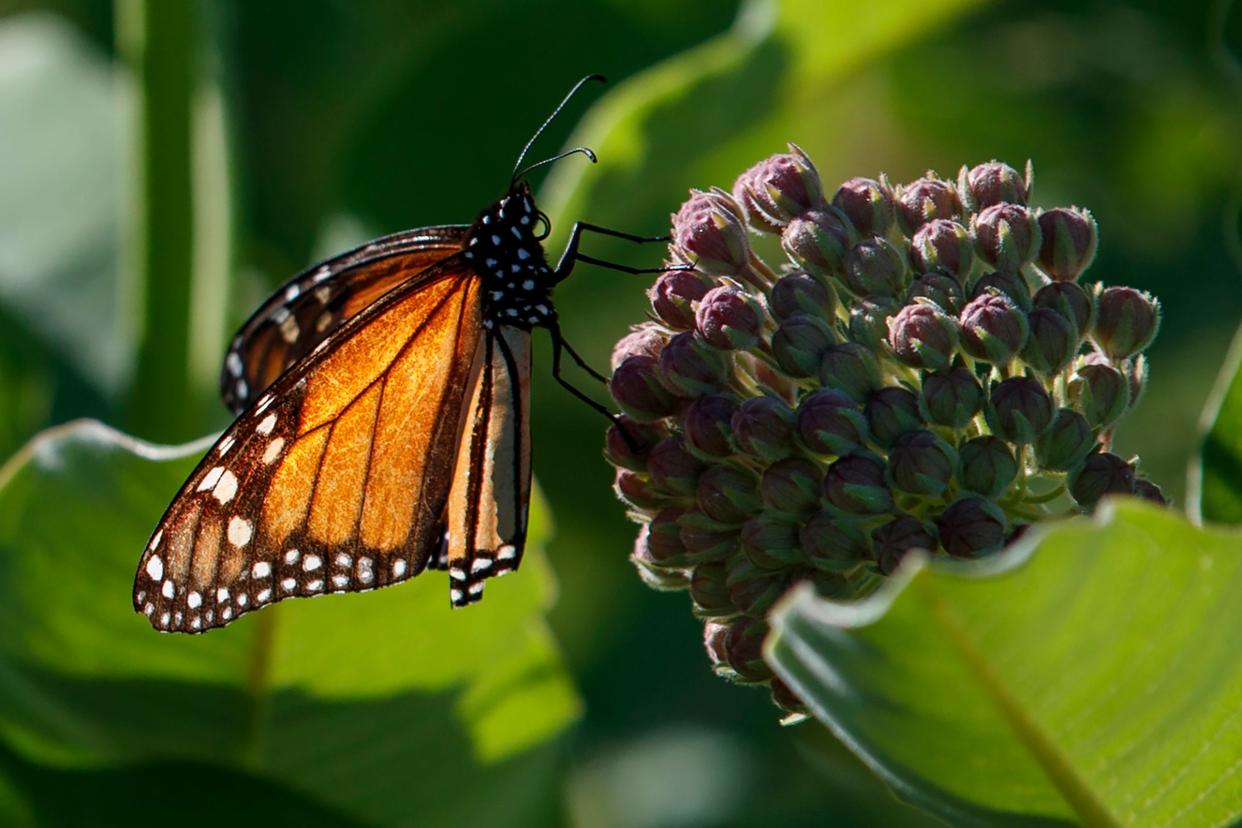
<box><xmin>0</xmin><ymin>421</ymin><xmax>578</xmax><ymax>825</ymax></box>
<box><xmin>766</xmin><ymin>500</ymin><xmax>1242</xmax><ymax>828</ymax></box>
<box><xmin>1191</xmin><ymin>322</ymin><xmax>1242</xmax><ymax>524</ymax></box>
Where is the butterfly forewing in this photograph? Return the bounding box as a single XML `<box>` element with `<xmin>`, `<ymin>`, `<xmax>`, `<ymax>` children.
<box><xmin>221</xmin><ymin>227</ymin><xmax>467</xmax><ymax>414</ymax></box>
<box><xmin>136</xmin><ymin>258</ymin><xmax>483</xmax><ymax>632</ymax></box>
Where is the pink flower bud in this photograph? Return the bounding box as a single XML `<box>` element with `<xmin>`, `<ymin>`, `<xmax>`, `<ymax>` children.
<box><xmin>1037</xmin><ymin>207</ymin><xmax>1098</xmax><ymax>282</ymax></box>
<box><xmin>672</xmin><ymin>190</ymin><xmax>752</xmax><ymax>274</ymax></box>
<box><xmin>732</xmin><ymin>144</ymin><xmax>825</xmax><ymax>229</ymax></box>
<box><xmin>895</xmin><ymin>175</ymin><xmax>962</xmax><ymax>234</ymax></box>
<box><xmin>648</xmin><ymin>269</ymin><xmax>712</xmax><ymax>330</ymax></box>
<box><xmin>832</xmin><ymin>176</ymin><xmax>895</xmax><ymax>237</ymax></box>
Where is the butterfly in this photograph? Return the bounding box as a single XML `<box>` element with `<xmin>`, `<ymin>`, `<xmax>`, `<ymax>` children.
<box><xmin>132</xmin><ymin>75</ymin><xmax>664</xmax><ymax>633</ymax></box>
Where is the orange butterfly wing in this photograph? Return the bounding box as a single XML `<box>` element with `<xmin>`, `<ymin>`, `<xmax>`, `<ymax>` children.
<box><xmin>136</xmin><ymin>257</ymin><xmax>482</xmax><ymax>632</ymax></box>
<box><xmin>221</xmin><ymin>227</ymin><xmax>467</xmax><ymax>413</ymax></box>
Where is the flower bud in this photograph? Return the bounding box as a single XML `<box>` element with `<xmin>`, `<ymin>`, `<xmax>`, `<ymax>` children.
<box><xmin>959</xmin><ymin>160</ymin><xmax>1030</xmax><ymax>210</ymax></box>
<box><xmin>985</xmin><ymin>377</ymin><xmax>1054</xmax><ymax>444</ymax></box>
<box><xmin>1126</xmin><ymin>354</ymin><xmax>1149</xmax><ymax>407</ymax></box>
<box><xmin>1037</xmin><ymin>207</ymin><xmax>1098</xmax><ymax>282</ymax></box>
<box><xmin>696</xmin><ymin>285</ymin><xmax>763</xmax><ymax>350</ymax></box>
<box><xmin>658</xmin><ymin>331</ymin><xmax>728</xmax><ymax>397</ymax></box>
<box><xmin>726</xmin><ymin>558</ymin><xmax>789</xmax><ymax>621</ymax></box>
<box><xmin>648</xmin><ymin>269</ymin><xmax>712</xmax><ymax>330</ymax></box>
<box><xmin>1068</xmin><ymin>451</ymin><xmax>1136</xmax><ymax>507</ymax></box>
<box><xmin>770</xmin><ymin>676</ymin><xmax>808</xmax><ymax>717</ymax></box>
<box><xmin>1067</xmin><ymin>362</ymin><xmax>1128</xmax><ymax>429</ymax></box>
<box><xmin>972</xmin><ymin>270</ymin><xmax>1032</xmax><ymax>312</ymax></box>
<box><xmin>732</xmin><ymin>144</ymin><xmax>825</xmax><ymax>229</ymax></box>
<box><xmin>865</xmin><ymin>386</ymin><xmax>925</xmax><ymax>447</ymax></box>
<box><xmin>632</xmin><ymin>526</ymin><xmax>690</xmax><ymax>591</ymax></box>
<box><xmin>896</xmin><ymin>175</ymin><xmax>962</xmax><ymax>235</ymax></box>
<box><xmin>732</xmin><ymin>396</ymin><xmax>798</xmax><ymax>462</ymax></box>
<box><xmin>910</xmin><ymin>219</ymin><xmax>974</xmax><ymax>282</ymax></box>
<box><xmin>872</xmin><ymin>515</ymin><xmax>937</xmax><ymax>574</ymax></box>
<box><xmin>741</xmin><ymin>513</ymin><xmax>805</xmax><ymax>569</ymax></box>
<box><xmin>703</xmin><ymin>621</ymin><xmax>732</xmax><ymax>675</ymax></box>
<box><xmin>679</xmin><ymin>510</ymin><xmax>740</xmax><ymax>562</ymax></box>
<box><xmin>796</xmin><ymin>389</ymin><xmax>869</xmax><ymax>456</ymax></box>
<box><xmin>1092</xmin><ymin>286</ymin><xmax>1161</xmax><ymax>359</ymax></box>
<box><xmin>848</xmin><ymin>299</ymin><xmax>899</xmax><ymax>351</ymax></box>
<box><xmin>672</xmin><ymin>190</ymin><xmax>751</xmax><ymax>275</ymax></box>
<box><xmin>1134</xmin><ymin>478</ymin><xmax>1167</xmax><ymax>505</ymax></box>
<box><xmin>908</xmin><ymin>272</ymin><xmax>965</xmax><ymax>315</ymax></box>
<box><xmin>615</xmin><ymin>469</ymin><xmax>670</xmax><ymax>511</ymax></box>
<box><xmin>937</xmin><ymin>496</ymin><xmax>1009</xmax><ymax>557</ymax></box>
<box><xmin>611</xmin><ymin>355</ymin><xmax>679</xmax><ymax>421</ymax></box>
<box><xmin>1021</xmin><ymin>307</ymin><xmax>1080</xmax><ymax>375</ymax></box>
<box><xmin>611</xmin><ymin>323</ymin><xmax>670</xmax><ymax>372</ymax></box>
<box><xmin>604</xmin><ymin>416</ymin><xmax>666</xmax><ymax>471</ymax></box>
<box><xmin>832</xmin><ymin>176</ymin><xmax>895</xmax><ymax>237</ymax></box>
<box><xmin>1034</xmin><ymin>408</ymin><xmax>1097</xmax><ymax>472</ymax></box>
<box><xmin>696</xmin><ymin>464</ymin><xmax>762</xmax><ymax>524</ymax></box>
<box><xmin>643</xmin><ymin>506</ymin><xmax>693</xmax><ymax>568</ymax></box>
<box><xmin>647</xmin><ymin>435</ymin><xmax>705</xmax><ymax>497</ymax></box>
<box><xmin>761</xmin><ymin>456</ymin><xmax>824</xmax><ymax>515</ymax></box>
<box><xmin>770</xmin><ymin>272</ymin><xmax>836</xmax><ymax>322</ymax></box>
<box><xmin>844</xmin><ymin>236</ymin><xmax>908</xmax><ymax>299</ymax></box>
<box><xmin>887</xmin><ymin>301</ymin><xmax>960</xmax><ymax>371</ymax></box>
<box><xmin>772</xmin><ymin>313</ymin><xmax>838</xmax><ymax>377</ymax></box>
<box><xmin>956</xmin><ymin>435</ymin><xmax>1017</xmax><ymax>499</ymax></box>
<box><xmin>682</xmin><ymin>394</ymin><xmax>738</xmax><ymax>457</ymax></box>
<box><xmin>887</xmin><ymin>430</ymin><xmax>956</xmax><ymax>497</ymax></box>
<box><xmin>1033</xmin><ymin>281</ymin><xmax>1095</xmax><ymax>337</ymax></box>
<box><xmin>800</xmin><ymin>510</ymin><xmax>870</xmax><ymax>572</ymax></box>
<box><xmin>823</xmin><ymin>451</ymin><xmax>894</xmax><ymax>515</ymax></box>
<box><xmin>782</xmin><ymin>208</ymin><xmax>855</xmax><ymax>279</ymax></box>
<box><xmin>817</xmin><ymin>342</ymin><xmax>884</xmax><ymax>402</ymax></box>
<box><xmin>689</xmin><ymin>561</ymin><xmax>736</xmax><ymax>619</ymax></box>
<box><xmin>723</xmin><ymin>615</ymin><xmax>774</xmax><ymax>681</ymax></box>
<box><xmin>959</xmin><ymin>292</ymin><xmax>1028</xmax><ymax>365</ymax></box>
<box><xmin>972</xmin><ymin>203</ymin><xmax>1041</xmax><ymax>272</ymax></box>
<box><xmin>920</xmin><ymin>366</ymin><xmax>983</xmax><ymax>428</ymax></box>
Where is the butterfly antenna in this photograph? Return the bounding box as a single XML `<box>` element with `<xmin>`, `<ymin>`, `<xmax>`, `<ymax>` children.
<box><xmin>511</xmin><ymin>73</ymin><xmax>606</xmax><ymax>186</ymax></box>
<box><xmin>515</xmin><ymin>146</ymin><xmax>597</xmax><ymax>182</ymax></box>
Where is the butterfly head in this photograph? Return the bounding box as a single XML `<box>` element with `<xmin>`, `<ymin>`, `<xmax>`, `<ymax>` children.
<box><xmin>465</xmin><ymin>183</ymin><xmax>557</xmax><ymax>331</ymax></box>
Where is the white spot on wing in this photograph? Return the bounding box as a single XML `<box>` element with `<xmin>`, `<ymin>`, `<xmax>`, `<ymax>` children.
<box><xmin>162</xmin><ymin>580</ymin><xmax>175</xmax><ymax>599</ymax></box>
<box><xmin>228</xmin><ymin>517</ymin><xmax>253</xmax><ymax>547</ymax></box>
<box><xmin>263</xmin><ymin>438</ymin><xmax>285</xmax><ymax>465</ymax></box>
<box><xmin>146</xmin><ymin>555</ymin><xmax>164</xmax><ymax>581</ymax></box>
<box><xmin>252</xmin><ymin>561</ymin><xmax>271</xmax><ymax>578</ymax></box>
<box><xmin>284</xmin><ymin>548</ymin><xmax>300</xmax><ymax>565</ymax></box>
<box><xmin>256</xmin><ymin>413</ymin><xmax>277</xmax><ymax>435</ymax></box>
<box><xmin>281</xmin><ymin>577</ymin><xmax>297</xmax><ymax>592</ymax></box>
<box><xmin>213</xmin><ymin>469</ymin><xmax>239</xmax><ymax>504</ymax></box>
<box><xmin>187</xmin><ymin>591</ymin><xmax>202</xmax><ymax>609</ymax></box>
<box><xmin>303</xmin><ymin>554</ymin><xmax>322</xmax><ymax>571</ymax></box>
<box><xmin>393</xmin><ymin>559</ymin><xmax>407</xmax><ymax>578</ymax></box>
<box><xmin>357</xmin><ymin>557</ymin><xmax>374</xmax><ymax>584</ymax></box>
<box><xmin>198</xmin><ymin>466</ymin><xmax>225</xmax><ymax>492</ymax></box>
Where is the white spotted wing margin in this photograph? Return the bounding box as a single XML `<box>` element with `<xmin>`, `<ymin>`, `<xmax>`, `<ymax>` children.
<box><xmin>135</xmin><ymin>255</ymin><xmax>484</xmax><ymax>633</ymax></box>
<box><xmin>444</xmin><ymin>326</ymin><xmax>533</xmax><ymax>607</ymax></box>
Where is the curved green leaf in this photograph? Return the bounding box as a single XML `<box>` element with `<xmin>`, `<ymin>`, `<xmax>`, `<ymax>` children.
<box><xmin>1191</xmin><ymin>322</ymin><xmax>1242</xmax><ymax>524</ymax></box>
<box><xmin>766</xmin><ymin>500</ymin><xmax>1242</xmax><ymax>828</ymax></box>
<box><xmin>0</xmin><ymin>421</ymin><xmax>578</xmax><ymax>825</ymax></box>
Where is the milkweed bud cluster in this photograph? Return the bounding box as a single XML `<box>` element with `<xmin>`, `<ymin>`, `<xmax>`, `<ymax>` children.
<box><xmin>605</xmin><ymin>148</ymin><xmax>1164</xmax><ymax>715</ymax></box>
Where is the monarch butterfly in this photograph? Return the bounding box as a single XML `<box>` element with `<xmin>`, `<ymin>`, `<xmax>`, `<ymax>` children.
<box><xmin>133</xmin><ymin>75</ymin><xmax>660</xmax><ymax>633</ymax></box>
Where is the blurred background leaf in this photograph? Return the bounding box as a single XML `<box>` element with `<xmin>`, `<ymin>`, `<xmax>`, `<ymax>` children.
<box><xmin>1191</xmin><ymin>323</ymin><xmax>1242</xmax><ymax>524</ymax></box>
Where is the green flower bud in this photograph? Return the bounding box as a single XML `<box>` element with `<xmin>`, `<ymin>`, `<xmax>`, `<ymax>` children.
<box><xmin>937</xmin><ymin>496</ymin><xmax>1009</xmax><ymax>557</ymax></box>
<box><xmin>956</xmin><ymin>435</ymin><xmax>1017</xmax><ymax>499</ymax></box>
<box><xmin>959</xmin><ymin>160</ymin><xmax>1030</xmax><ymax>210</ymax></box>
<box><xmin>772</xmin><ymin>313</ymin><xmax>838</xmax><ymax>377</ymax></box>
<box><xmin>801</xmin><ymin>510</ymin><xmax>870</xmax><ymax>572</ymax></box>
<box><xmin>1037</xmin><ymin>206</ymin><xmax>1098</xmax><ymax>282</ymax></box>
<box><xmin>615</xmin><ymin>468</ymin><xmax>672</xmax><ymax>512</ymax></box>
<box><xmin>647</xmin><ymin>436</ymin><xmax>705</xmax><ymax>497</ymax></box>
<box><xmin>679</xmin><ymin>510</ymin><xmax>741</xmax><ymax>563</ymax></box>
<box><xmin>887</xmin><ymin>301</ymin><xmax>960</xmax><ymax>371</ymax></box>
<box><xmin>865</xmin><ymin>386</ymin><xmax>925</xmax><ymax>447</ymax></box>
<box><xmin>727</xmin><ymin>557</ymin><xmax>790</xmax><ymax>620</ymax></box>
<box><xmin>1035</xmin><ymin>408</ymin><xmax>1097</xmax><ymax>471</ymax></box>
<box><xmin>832</xmin><ymin>176</ymin><xmax>895</xmax><ymax>237</ymax></box>
<box><xmin>895</xmin><ymin>175</ymin><xmax>963</xmax><ymax>235</ymax></box>
<box><xmin>696</xmin><ymin>464</ymin><xmax>763</xmax><ymax>524</ymax></box>
<box><xmin>1134</xmin><ymin>478</ymin><xmax>1167</xmax><ymax>506</ymax></box>
<box><xmin>844</xmin><ymin>236</ymin><xmax>908</xmax><ymax>299</ymax></box>
<box><xmin>740</xmin><ymin>513</ymin><xmax>804</xmax><ymax>569</ymax></box>
<box><xmin>696</xmin><ymin>285</ymin><xmax>763</xmax><ymax>350</ymax></box>
<box><xmin>770</xmin><ymin>272</ymin><xmax>836</xmax><ymax>322</ymax></box>
<box><xmin>643</xmin><ymin>507</ymin><xmax>693</xmax><ymax>568</ymax></box>
<box><xmin>632</xmin><ymin>527</ymin><xmax>691</xmax><ymax>591</ymax></box>
<box><xmin>848</xmin><ymin>299</ymin><xmax>899</xmax><ymax>351</ymax></box>
<box><xmin>732</xmin><ymin>396</ymin><xmax>798</xmax><ymax>462</ymax></box>
<box><xmin>1067</xmin><ymin>361</ymin><xmax>1129</xmax><ymax>429</ymax></box>
<box><xmin>1069</xmin><ymin>451</ymin><xmax>1136</xmax><ymax>507</ymax></box>
<box><xmin>760</xmin><ymin>456</ymin><xmax>824</xmax><ymax>515</ymax></box>
<box><xmin>908</xmin><ymin>272</ymin><xmax>965</xmax><ymax>315</ymax></box>
<box><xmin>985</xmin><ymin>376</ymin><xmax>1054</xmax><ymax>444</ymax></box>
<box><xmin>920</xmin><ymin>366</ymin><xmax>983</xmax><ymax>428</ymax></box>
<box><xmin>682</xmin><ymin>394</ymin><xmax>738</xmax><ymax>458</ymax></box>
<box><xmin>611</xmin><ymin>355</ymin><xmax>679</xmax><ymax>421</ymax></box>
<box><xmin>1021</xmin><ymin>307</ymin><xmax>1080</xmax><ymax>375</ymax></box>
<box><xmin>689</xmin><ymin>561</ymin><xmax>736</xmax><ymax>619</ymax></box>
<box><xmin>972</xmin><ymin>270</ymin><xmax>1032</xmax><ymax>311</ymax></box>
<box><xmin>648</xmin><ymin>269</ymin><xmax>712</xmax><ymax>330</ymax></box>
<box><xmin>604</xmin><ymin>416</ymin><xmax>667</xmax><ymax>471</ymax></box>
<box><xmin>611</xmin><ymin>323</ymin><xmax>670</xmax><ymax>372</ymax></box>
<box><xmin>658</xmin><ymin>331</ymin><xmax>729</xmax><ymax>397</ymax></box>
<box><xmin>971</xmin><ymin>203</ymin><xmax>1041</xmax><ymax>272</ymax></box>
<box><xmin>1033</xmin><ymin>281</ymin><xmax>1095</xmax><ymax>338</ymax></box>
<box><xmin>724</xmin><ymin>615</ymin><xmax>774</xmax><ymax>681</ymax></box>
<box><xmin>823</xmin><ymin>451</ymin><xmax>894</xmax><ymax>515</ymax></box>
<box><xmin>887</xmin><ymin>430</ymin><xmax>956</xmax><ymax>497</ymax></box>
<box><xmin>817</xmin><ymin>342</ymin><xmax>884</xmax><ymax>402</ymax></box>
<box><xmin>959</xmin><ymin>292</ymin><xmax>1029</xmax><ymax>365</ymax></box>
<box><xmin>910</xmin><ymin>219</ymin><xmax>974</xmax><ymax>282</ymax></box>
<box><xmin>872</xmin><ymin>515</ymin><xmax>937</xmax><ymax>574</ymax></box>
<box><xmin>796</xmin><ymin>389</ymin><xmax>869</xmax><ymax>456</ymax></box>
<box><xmin>782</xmin><ymin>208</ymin><xmax>856</xmax><ymax>279</ymax></box>
<box><xmin>732</xmin><ymin>144</ymin><xmax>826</xmax><ymax>230</ymax></box>
<box><xmin>1092</xmin><ymin>286</ymin><xmax>1161</xmax><ymax>359</ymax></box>
<box><xmin>672</xmin><ymin>190</ymin><xmax>752</xmax><ymax>275</ymax></box>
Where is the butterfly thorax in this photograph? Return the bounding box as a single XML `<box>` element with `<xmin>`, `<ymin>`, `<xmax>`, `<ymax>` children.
<box><xmin>464</xmin><ymin>184</ymin><xmax>557</xmax><ymax>331</ymax></box>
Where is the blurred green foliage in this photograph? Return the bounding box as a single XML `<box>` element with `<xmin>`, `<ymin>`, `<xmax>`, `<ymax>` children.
<box><xmin>0</xmin><ymin>0</ymin><xmax>1239</xmax><ymax>825</ymax></box>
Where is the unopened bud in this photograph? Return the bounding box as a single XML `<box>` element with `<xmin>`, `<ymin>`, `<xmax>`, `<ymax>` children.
<box><xmin>817</xmin><ymin>342</ymin><xmax>884</xmax><ymax>402</ymax></box>
<box><xmin>724</xmin><ymin>615</ymin><xmax>774</xmax><ymax>681</ymax></box>
<box><xmin>908</xmin><ymin>272</ymin><xmax>965</xmax><ymax>315</ymax></box>
<box><xmin>865</xmin><ymin>386</ymin><xmax>925</xmax><ymax>447</ymax></box>
<box><xmin>956</xmin><ymin>435</ymin><xmax>1017</xmax><ymax>499</ymax></box>
<box><xmin>1037</xmin><ymin>207</ymin><xmax>1098</xmax><ymax>282</ymax></box>
<box><xmin>801</xmin><ymin>511</ymin><xmax>870</xmax><ymax>572</ymax></box>
<box><xmin>1035</xmin><ymin>408</ymin><xmax>1097</xmax><ymax>471</ymax></box>
<box><xmin>726</xmin><ymin>558</ymin><xmax>789</xmax><ymax>620</ymax></box>
<box><xmin>770</xmin><ymin>676</ymin><xmax>808</xmax><ymax>717</ymax></box>
<box><xmin>782</xmin><ymin>208</ymin><xmax>855</xmax><ymax>279</ymax></box>
<box><xmin>611</xmin><ymin>355</ymin><xmax>679</xmax><ymax>421</ymax></box>
<box><xmin>647</xmin><ymin>435</ymin><xmax>705</xmax><ymax>497</ymax></box>
<box><xmin>848</xmin><ymin>299</ymin><xmax>899</xmax><ymax>351</ymax></box>
<box><xmin>832</xmin><ymin>176</ymin><xmax>895</xmax><ymax>237</ymax></box>
<box><xmin>760</xmin><ymin>456</ymin><xmax>824</xmax><ymax>516</ymax></box>
<box><xmin>910</xmin><ymin>219</ymin><xmax>974</xmax><ymax>282</ymax></box>
<box><xmin>614</xmin><ymin>468</ymin><xmax>670</xmax><ymax>512</ymax></box>
<box><xmin>696</xmin><ymin>464</ymin><xmax>762</xmax><ymax>524</ymax></box>
<box><xmin>672</xmin><ymin>190</ymin><xmax>752</xmax><ymax>274</ymax></box>
<box><xmin>1022</xmin><ymin>307</ymin><xmax>1080</xmax><ymax>376</ymax></box>
<box><xmin>772</xmin><ymin>313</ymin><xmax>838</xmax><ymax>377</ymax></box>
<box><xmin>872</xmin><ymin>515</ymin><xmax>937</xmax><ymax>574</ymax></box>
<box><xmin>887</xmin><ymin>301</ymin><xmax>960</xmax><ymax>371</ymax></box>
<box><xmin>643</xmin><ymin>506</ymin><xmax>693</xmax><ymax>568</ymax></box>
<box><xmin>986</xmin><ymin>376</ymin><xmax>1054</xmax><ymax>444</ymax></box>
<box><xmin>1033</xmin><ymin>282</ymin><xmax>1095</xmax><ymax>338</ymax></box>
<box><xmin>682</xmin><ymin>394</ymin><xmax>739</xmax><ymax>458</ymax></box>
<box><xmin>1126</xmin><ymin>354</ymin><xmax>1149</xmax><ymax>407</ymax></box>
<box><xmin>611</xmin><ymin>323</ymin><xmax>670</xmax><ymax>371</ymax></box>
<box><xmin>696</xmin><ymin>286</ymin><xmax>763</xmax><ymax>350</ymax></box>
<box><xmin>732</xmin><ymin>396</ymin><xmax>798</xmax><ymax>462</ymax></box>
<box><xmin>649</xmin><ymin>269</ymin><xmax>712</xmax><ymax>330</ymax></box>
<box><xmin>741</xmin><ymin>513</ymin><xmax>805</xmax><ymax>569</ymax></box>
<box><xmin>972</xmin><ymin>203</ymin><xmax>1041</xmax><ymax>271</ymax></box>
<box><xmin>1067</xmin><ymin>362</ymin><xmax>1128</xmax><ymax>429</ymax></box>
<box><xmin>659</xmin><ymin>331</ymin><xmax>728</xmax><ymax>398</ymax></box>
<box><xmin>703</xmin><ymin>621</ymin><xmax>733</xmax><ymax>676</ymax></box>
<box><xmin>920</xmin><ymin>366</ymin><xmax>983</xmax><ymax>428</ymax></box>
<box><xmin>604</xmin><ymin>416</ymin><xmax>666</xmax><ymax>471</ymax></box>
<box><xmin>959</xmin><ymin>292</ymin><xmax>1028</xmax><ymax>365</ymax></box>
<box><xmin>796</xmin><ymin>389</ymin><xmax>869</xmax><ymax>456</ymax></box>
<box><xmin>1092</xmin><ymin>286</ymin><xmax>1161</xmax><ymax>359</ymax></box>
<box><xmin>1134</xmin><ymin>478</ymin><xmax>1167</xmax><ymax>505</ymax></box>
<box><xmin>1069</xmin><ymin>451</ymin><xmax>1136</xmax><ymax>507</ymax></box>
<box><xmin>937</xmin><ymin>496</ymin><xmax>1009</xmax><ymax>557</ymax></box>
<box><xmin>632</xmin><ymin>526</ymin><xmax>691</xmax><ymax>591</ymax></box>
<box><xmin>895</xmin><ymin>175</ymin><xmax>963</xmax><ymax>234</ymax></box>
<box><xmin>844</xmin><ymin>236</ymin><xmax>908</xmax><ymax>299</ymax></box>
<box><xmin>823</xmin><ymin>451</ymin><xmax>894</xmax><ymax>515</ymax></box>
<box><xmin>689</xmin><ymin>561</ymin><xmax>735</xmax><ymax>619</ymax></box>
<box><xmin>679</xmin><ymin>510</ymin><xmax>740</xmax><ymax>562</ymax></box>
<box><xmin>887</xmin><ymin>430</ymin><xmax>956</xmax><ymax>497</ymax></box>
<box><xmin>770</xmin><ymin>272</ymin><xmax>836</xmax><ymax>322</ymax></box>
<box><xmin>972</xmin><ymin>270</ymin><xmax>1032</xmax><ymax>311</ymax></box>
<box><xmin>732</xmin><ymin>144</ymin><xmax>825</xmax><ymax>229</ymax></box>
<box><xmin>959</xmin><ymin>160</ymin><xmax>1030</xmax><ymax>210</ymax></box>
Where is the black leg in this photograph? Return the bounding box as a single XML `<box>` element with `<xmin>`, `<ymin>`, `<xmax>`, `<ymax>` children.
<box><xmin>549</xmin><ymin>325</ymin><xmax>637</xmax><ymax>450</ymax></box>
<box><xmin>558</xmin><ymin>336</ymin><xmax>609</xmax><ymax>385</ymax></box>
<box><xmin>554</xmin><ymin>221</ymin><xmax>674</xmax><ymax>281</ymax></box>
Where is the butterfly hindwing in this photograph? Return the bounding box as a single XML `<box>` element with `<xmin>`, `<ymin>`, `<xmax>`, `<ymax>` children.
<box><xmin>136</xmin><ymin>257</ymin><xmax>483</xmax><ymax>632</ymax></box>
<box><xmin>221</xmin><ymin>226</ymin><xmax>468</xmax><ymax>414</ymax></box>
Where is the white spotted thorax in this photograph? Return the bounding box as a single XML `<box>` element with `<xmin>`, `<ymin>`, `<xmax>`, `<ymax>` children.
<box><xmin>464</xmin><ymin>181</ymin><xmax>557</xmax><ymax>331</ymax></box>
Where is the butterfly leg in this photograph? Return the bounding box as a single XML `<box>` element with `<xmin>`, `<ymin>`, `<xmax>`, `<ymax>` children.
<box><xmin>553</xmin><ymin>222</ymin><xmax>680</xmax><ymax>283</ymax></box>
<box><xmin>548</xmin><ymin>323</ymin><xmax>641</xmax><ymax>451</ymax></box>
